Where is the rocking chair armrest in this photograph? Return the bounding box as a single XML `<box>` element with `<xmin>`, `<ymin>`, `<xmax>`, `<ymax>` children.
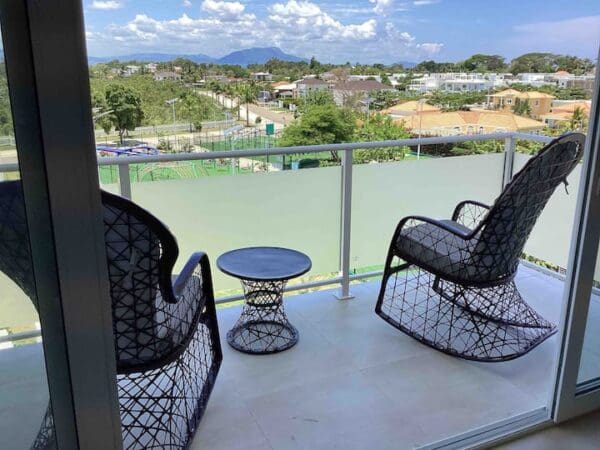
<box><xmin>168</xmin><ymin>252</ymin><xmax>217</xmax><ymax>342</ymax></box>
<box><xmin>396</xmin><ymin>215</ymin><xmax>473</xmax><ymax>240</ymax></box>
<box><xmin>451</xmin><ymin>200</ymin><xmax>491</xmax><ymax>230</ymax></box>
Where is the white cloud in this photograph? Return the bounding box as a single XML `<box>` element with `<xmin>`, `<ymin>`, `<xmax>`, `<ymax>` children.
<box><xmin>369</xmin><ymin>0</ymin><xmax>394</xmax><ymax>15</ymax></box>
<box><xmin>417</xmin><ymin>42</ymin><xmax>443</xmax><ymax>54</ymax></box>
<box><xmin>85</xmin><ymin>0</ymin><xmax>444</xmax><ymax>63</ymax></box>
<box><xmin>413</xmin><ymin>0</ymin><xmax>439</xmax><ymax>5</ymax></box>
<box><xmin>183</xmin><ymin>0</ymin><xmax>192</xmax><ymax>6</ymax></box>
<box><xmin>269</xmin><ymin>0</ymin><xmax>377</xmax><ymax>41</ymax></box>
<box><xmin>91</xmin><ymin>0</ymin><xmax>123</xmax><ymax>10</ymax></box>
<box><xmin>385</xmin><ymin>22</ymin><xmax>415</xmax><ymax>44</ymax></box>
<box><xmin>202</xmin><ymin>0</ymin><xmax>246</xmax><ymax>20</ymax></box>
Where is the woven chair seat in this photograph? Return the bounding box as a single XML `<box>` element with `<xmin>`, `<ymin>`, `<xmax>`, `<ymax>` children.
<box><xmin>395</xmin><ymin>219</ymin><xmax>475</xmax><ymax>282</ymax></box>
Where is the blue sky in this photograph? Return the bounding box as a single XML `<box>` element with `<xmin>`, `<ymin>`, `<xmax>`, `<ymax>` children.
<box><xmin>83</xmin><ymin>0</ymin><xmax>600</xmax><ymax>64</ymax></box>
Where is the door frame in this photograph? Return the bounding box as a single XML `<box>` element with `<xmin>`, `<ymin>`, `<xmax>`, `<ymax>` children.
<box><xmin>0</xmin><ymin>0</ymin><xmax>122</xmax><ymax>447</ymax></box>
<box><xmin>553</xmin><ymin>48</ymin><xmax>600</xmax><ymax>422</ymax></box>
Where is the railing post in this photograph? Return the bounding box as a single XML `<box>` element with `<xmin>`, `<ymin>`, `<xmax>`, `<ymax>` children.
<box><xmin>503</xmin><ymin>134</ymin><xmax>516</xmax><ymax>188</ymax></box>
<box><xmin>118</xmin><ymin>163</ymin><xmax>132</xmax><ymax>199</ymax></box>
<box><xmin>336</xmin><ymin>148</ymin><xmax>354</xmax><ymax>300</ymax></box>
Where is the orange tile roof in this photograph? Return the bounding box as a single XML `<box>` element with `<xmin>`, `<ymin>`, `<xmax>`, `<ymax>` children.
<box><xmin>381</xmin><ymin>100</ymin><xmax>441</xmax><ymax>114</ymax></box>
<box><xmin>550</xmin><ymin>101</ymin><xmax>592</xmax><ymax>115</ymax></box>
<box><xmin>489</xmin><ymin>89</ymin><xmax>555</xmax><ymax>100</ymax></box>
<box><xmin>394</xmin><ymin>110</ymin><xmax>545</xmax><ymax>132</ymax></box>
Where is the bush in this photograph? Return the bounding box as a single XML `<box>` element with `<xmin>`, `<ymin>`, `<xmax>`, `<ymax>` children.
<box><xmin>255</xmin><ymin>116</ymin><xmax>262</xmax><ymax>124</ymax></box>
<box><xmin>157</xmin><ymin>139</ymin><xmax>173</xmax><ymax>151</ymax></box>
<box><xmin>298</xmin><ymin>158</ymin><xmax>320</xmax><ymax>169</ymax></box>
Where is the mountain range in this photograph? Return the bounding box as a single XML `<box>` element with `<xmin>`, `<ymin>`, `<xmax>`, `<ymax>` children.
<box><xmin>88</xmin><ymin>47</ymin><xmax>308</xmax><ymax>66</ymax></box>
<box><xmin>88</xmin><ymin>46</ymin><xmax>417</xmax><ymax>68</ymax></box>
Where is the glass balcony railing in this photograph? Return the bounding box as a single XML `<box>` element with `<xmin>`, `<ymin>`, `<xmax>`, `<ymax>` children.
<box><xmin>1</xmin><ymin>131</ymin><xmax>584</xmax><ymax>345</ymax></box>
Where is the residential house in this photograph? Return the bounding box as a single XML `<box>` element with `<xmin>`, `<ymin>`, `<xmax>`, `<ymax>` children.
<box><xmin>154</xmin><ymin>71</ymin><xmax>182</xmax><ymax>81</ymax></box>
<box><xmin>348</xmin><ymin>74</ymin><xmax>383</xmax><ymax>83</ymax></box>
<box><xmin>144</xmin><ymin>63</ymin><xmax>158</xmax><ymax>73</ymax></box>
<box><xmin>551</xmin><ymin>71</ymin><xmax>596</xmax><ymax>95</ymax></box>
<box><xmin>541</xmin><ymin>100</ymin><xmax>592</xmax><ymax>128</ymax></box>
<box><xmin>380</xmin><ymin>100</ymin><xmax>440</xmax><ymax>118</ymax></box>
<box><xmin>295</xmin><ymin>78</ymin><xmax>329</xmax><ymax>98</ymax></box>
<box><xmin>271</xmin><ymin>81</ymin><xmax>296</xmax><ymax>99</ymax></box>
<box><xmin>122</xmin><ymin>65</ymin><xmax>141</xmax><ymax>77</ymax></box>
<box><xmin>394</xmin><ymin>110</ymin><xmax>545</xmax><ymax>136</ymax></box>
<box><xmin>407</xmin><ymin>72</ymin><xmax>510</xmax><ymax>93</ymax></box>
<box><xmin>332</xmin><ymin>80</ymin><xmax>395</xmax><ymax>107</ymax></box>
<box><xmin>252</xmin><ymin>72</ymin><xmax>273</xmax><ymax>81</ymax></box>
<box><xmin>486</xmin><ymin>89</ymin><xmax>555</xmax><ymax>119</ymax></box>
<box><xmin>513</xmin><ymin>73</ymin><xmax>556</xmax><ymax>87</ymax></box>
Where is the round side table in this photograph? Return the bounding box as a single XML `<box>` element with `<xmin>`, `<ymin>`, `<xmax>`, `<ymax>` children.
<box><xmin>217</xmin><ymin>247</ymin><xmax>312</xmax><ymax>354</ymax></box>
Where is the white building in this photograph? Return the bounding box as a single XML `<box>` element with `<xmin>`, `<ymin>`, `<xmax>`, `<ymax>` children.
<box><xmin>295</xmin><ymin>78</ymin><xmax>330</xmax><ymax>98</ymax></box>
<box><xmin>154</xmin><ymin>71</ymin><xmax>182</xmax><ymax>81</ymax></box>
<box><xmin>122</xmin><ymin>65</ymin><xmax>141</xmax><ymax>77</ymax></box>
<box><xmin>144</xmin><ymin>63</ymin><xmax>158</xmax><ymax>73</ymax></box>
<box><xmin>252</xmin><ymin>72</ymin><xmax>273</xmax><ymax>82</ymax></box>
<box><xmin>407</xmin><ymin>72</ymin><xmax>512</xmax><ymax>93</ymax></box>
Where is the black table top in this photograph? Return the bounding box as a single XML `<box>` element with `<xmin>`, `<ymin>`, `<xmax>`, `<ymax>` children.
<box><xmin>217</xmin><ymin>247</ymin><xmax>312</xmax><ymax>281</ymax></box>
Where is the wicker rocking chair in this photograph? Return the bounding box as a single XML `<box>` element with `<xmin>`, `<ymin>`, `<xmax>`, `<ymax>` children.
<box><xmin>375</xmin><ymin>133</ymin><xmax>585</xmax><ymax>362</ymax></box>
<box><xmin>0</xmin><ymin>181</ymin><xmax>222</xmax><ymax>449</ymax></box>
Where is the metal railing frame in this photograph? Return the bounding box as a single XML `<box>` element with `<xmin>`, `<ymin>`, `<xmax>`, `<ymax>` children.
<box><xmin>0</xmin><ymin>132</ymin><xmax>553</xmax><ymax>343</ymax></box>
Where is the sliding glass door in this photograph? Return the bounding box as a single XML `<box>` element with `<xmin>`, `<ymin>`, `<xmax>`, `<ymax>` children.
<box><xmin>554</xmin><ymin>50</ymin><xmax>600</xmax><ymax>422</ymax></box>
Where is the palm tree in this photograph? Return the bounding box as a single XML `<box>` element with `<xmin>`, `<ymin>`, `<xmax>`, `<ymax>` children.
<box><xmin>233</xmin><ymin>83</ymin><xmax>243</xmax><ymax>120</ymax></box>
<box><xmin>239</xmin><ymin>82</ymin><xmax>258</xmax><ymax>126</ymax></box>
<box><xmin>569</xmin><ymin>106</ymin><xmax>586</xmax><ymax>131</ymax></box>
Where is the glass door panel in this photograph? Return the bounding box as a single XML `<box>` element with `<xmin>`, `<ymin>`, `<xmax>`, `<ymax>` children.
<box><xmin>0</xmin><ymin>26</ymin><xmax>54</xmax><ymax>450</ymax></box>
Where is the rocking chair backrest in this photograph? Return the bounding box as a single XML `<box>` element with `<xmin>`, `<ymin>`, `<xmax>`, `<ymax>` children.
<box><xmin>0</xmin><ymin>181</ymin><xmax>36</xmax><ymax>304</ymax></box>
<box><xmin>469</xmin><ymin>133</ymin><xmax>585</xmax><ymax>282</ymax></box>
<box><xmin>0</xmin><ymin>181</ymin><xmax>179</xmax><ymax>372</ymax></box>
<box><xmin>102</xmin><ymin>191</ymin><xmax>179</xmax><ymax>371</ymax></box>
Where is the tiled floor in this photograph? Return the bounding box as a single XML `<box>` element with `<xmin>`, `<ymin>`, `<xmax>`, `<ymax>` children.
<box><xmin>1</xmin><ymin>264</ymin><xmax>599</xmax><ymax>450</ymax></box>
<box><xmin>494</xmin><ymin>411</ymin><xmax>600</xmax><ymax>450</ymax></box>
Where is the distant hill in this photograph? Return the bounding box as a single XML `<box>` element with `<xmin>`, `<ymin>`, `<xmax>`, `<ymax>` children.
<box><xmin>218</xmin><ymin>47</ymin><xmax>307</xmax><ymax>65</ymax></box>
<box><xmin>397</xmin><ymin>61</ymin><xmax>417</xmax><ymax>69</ymax></box>
<box><xmin>88</xmin><ymin>53</ymin><xmax>215</xmax><ymax>64</ymax></box>
<box><xmin>88</xmin><ymin>47</ymin><xmax>307</xmax><ymax>66</ymax></box>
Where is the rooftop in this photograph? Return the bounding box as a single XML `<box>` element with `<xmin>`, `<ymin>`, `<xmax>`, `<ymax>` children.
<box><xmin>489</xmin><ymin>89</ymin><xmax>556</xmax><ymax>99</ymax></box>
<box><xmin>380</xmin><ymin>100</ymin><xmax>441</xmax><ymax>115</ymax></box>
<box><xmin>297</xmin><ymin>78</ymin><xmax>329</xmax><ymax>86</ymax></box>
<box><xmin>394</xmin><ymin>110</ymin><xmax>545</xmax><ymax>132</ymax></box>
<box><xmin>4</xmin><ymin>265</ymin><xmax>599</xmax><ymax>449</ymax></box>
<box><xmin>333</xmin><ymin>80</ymin><xmax>393</xmax><ymax>91</ymax></box>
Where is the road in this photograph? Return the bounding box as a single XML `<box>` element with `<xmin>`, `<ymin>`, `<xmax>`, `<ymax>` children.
<box><xmin>198</xmin><ymin>91</ymin><xmax>295</xmax><ymax>132</ymax></box>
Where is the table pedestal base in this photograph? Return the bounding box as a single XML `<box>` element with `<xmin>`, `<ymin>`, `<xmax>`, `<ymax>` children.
<box><xmin>227</xmin><ymin>279</ymin><xmax>299</xmax><ymax>354</ymax></box>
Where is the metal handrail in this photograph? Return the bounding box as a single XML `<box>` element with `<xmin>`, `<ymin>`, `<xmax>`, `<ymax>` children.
<box><xmin>0</xmin><ymin>132</ymin><xmax>553</xmax><ymax>344</ymax></box>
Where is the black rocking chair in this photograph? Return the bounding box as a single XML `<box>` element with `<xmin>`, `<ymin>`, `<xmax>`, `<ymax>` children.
<box><xmin>0</xmin><ymin>181</ymin><xmax>222</xmax><ymax>449</ymax></box>
<box><xmin>375</xmin><ymin>133</ymin><xmax>585</xmax><ymax>362</ymax></box>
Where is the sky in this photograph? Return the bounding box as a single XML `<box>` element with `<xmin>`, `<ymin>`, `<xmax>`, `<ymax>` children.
<box><xmin>83</xmin><ymin>0</ymin><xmax>600</xmax><ymax>64</ymax></box>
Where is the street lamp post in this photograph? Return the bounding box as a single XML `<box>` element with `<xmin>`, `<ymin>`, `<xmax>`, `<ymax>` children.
<box><xmin>166</xmin><ymin>98</ymin><xmax>179</xmax><ymax>150</ymax></box>
<box><xmin>416</xmin><ymin>98</ymin><xmax>426</xmax><ymax>160</ymax></box>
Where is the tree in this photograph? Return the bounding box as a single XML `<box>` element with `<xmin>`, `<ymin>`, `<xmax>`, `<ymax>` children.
<box><xmin>179</xmin><ymin>91</ymin><xmax>209</xmax><ymax>131</ymax></box>
<box><xmin>512</xmin><ymin>98</ymin><xmax>531</xmax><ymax>117</ymax></box>
<box><xmin>509</xmin><ymin>53</ymin><xmax>558</xmax><ymax>74</ymax></box>
<box><xmin>298</xmin><ymin>89</ymin><xmax>334</xmax><ymax>113</ymax></box>
<box><xmin>104</xmin><ymin>84</ymin><xmax>144</xmax><ymax>144</ymax></box>
<box><xmin>92</xmin><ymin>91</ymin><xmax>113</xmax><ymax>134</ymax></box>
<box><xmin>239</xmin><ymin>82</ymin><xmax>259</xmax><ymax>126</ymax></box>
<box><xmin>353</xmin><ymin>114</ymin><xmax>411</xmax><ymax>163</ymax></box>
<box><xmin>279</xmin><ymin>104</ymin><xmax>355</xmax><ymax>161</ymax></box>
<box><xmin>568</xmin><ymin>106</ymin><xmax>587</xmax><ymax>131</ymax></box>
<box><xmin>309</xmin><ymin>56</ymin><xmax>319</xmax><ymax>71</ymax></box>
<box><xmin>427</xmin><ymin>90</ymin><xmax>487</xmax><ymax>111</ymax></box>
<box><xmin>460</xmin><ymin>54</ymin><xmax>507</xmax><ymax>72</ymax></box>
